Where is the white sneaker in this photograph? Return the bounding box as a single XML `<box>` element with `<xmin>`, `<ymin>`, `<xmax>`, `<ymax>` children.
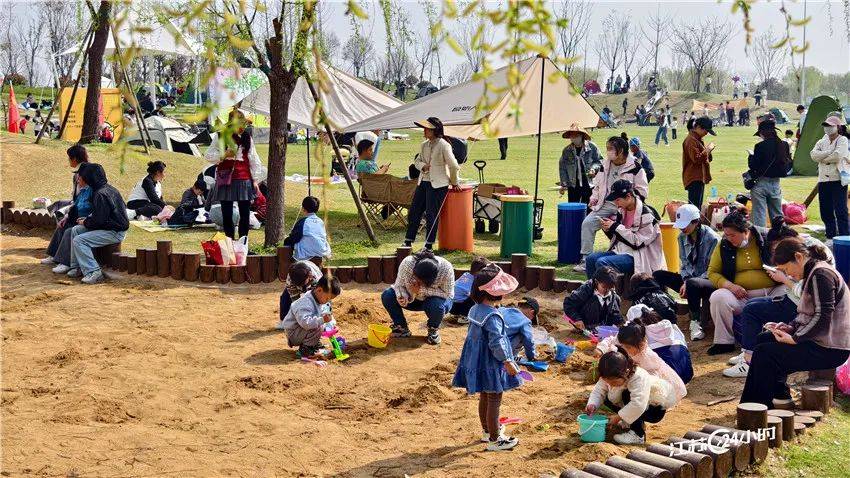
<box><xmin>127</xmin><ymin>209</ymin><xmax>137</xmax><ymax>220</ymax></box>
<box><xmin>66</xmin><ymin>268</ymin><xmax>82</xmax><ymax>278</ymax></box>
<box><xmin>52</xmin><ymin>264</ymin><xmax>71</xmax><ymax>274</ymax></box>
<box><xmin>727</xmin><ymin>352</ymin><xmax>746</xmax><ymax>365</ymax></box>
<box><xmin>689</xmin><ymin>322</ymin><xmax>706</xmax><ymax>341</ymax></box>
<box><xmin>486</xmin><ymin>435</ymin><xmax>518</xmax><ymax>451</ymax></box>
<box><xmin>81</xmin><ymin>270</ymin><xmax>105</xmax><ymax>284</ymax></box>
<box><xmin>613</xmin><ymin>430</ymin><xmax>645</xmax><ymax>445</ymax></box>
<box><xmin>275</xmin><ymin>320</ymin><xmax>287</xmax><ymax>330</ymax></box>
<box><xmin>40</xmin><ymin>256</ymin><xmax>55</xmax><ymax>264</ymax></box>
<box><xmin>572</xmin><ymin>259</ymin><xmax>587</xmax><ymax>273</ymax></box>
<box><xmin>723</xmin><ymin>362</ymin><xmax>750</xmax><ymax>378</ymax></box>
<box><xmin>481</xmin><ymin>424</ymin><xmax>506</xmax><ymax>442</ymax></box>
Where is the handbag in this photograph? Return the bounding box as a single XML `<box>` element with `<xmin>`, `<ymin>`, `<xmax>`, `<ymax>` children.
<box><xmin>743</xmin><ymin>140</ymin><xmax>790</xmax><ymax>190</ymax></box>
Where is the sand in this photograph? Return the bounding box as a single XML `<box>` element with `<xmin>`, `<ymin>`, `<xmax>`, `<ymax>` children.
<box><xmin>2</xmin><ymin>228</ymin><xmax>751</xmax><ymax>477</ymax></box>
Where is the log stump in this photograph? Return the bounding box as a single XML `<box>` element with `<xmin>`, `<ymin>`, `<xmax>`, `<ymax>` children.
<box><xmin>700</xmin><ymin>424</ymin><xmax>766</xmax><ymax>464</ymax></box>
<box><xmin>199</xmin><ymin>264</ymin><xmax>216</xmax><ymax>283</ymax></box>
<box><xmin>658</xmin><ymin>439</ymin><xmax>726</xmax><ymax>478</ymax></box>
<box><xmin>553</xmin><ymin>278</ymin><xmax>569</xmax><ymax>293</ymax></box>
<box><xmin>794</xmin><ymin>415</ymin><xmax>816</xmax><ymax>428</ymax></box>
<box><xmin>126</xmin><ymin>255</ymin><xmax>137</xmax><ymax>274</ymax></box>
<box><xmin>246</xmin><ymin>256</ymin><xmax>262</xmax><ymax>284</ymax></box>
<box><xmin>493</xmin><ymin>260</ymin><xmax>511</xmax><ymax>274</ymax></box>
<box><xmin>766</xmin><ymin>415</ymin><xmax>783</xmax><ymax>448</ymax></box>
<box><xmin>510</xmin><ymin>253</ymin><xmax>527</xmax><ymax>287</ymax></box>
<box><xmin>118</xmin><ymin>254</ymin><xmax>129</xmax><ymax>272</ymax></box>
<box><xmin>793</xmin><ymin>421</ymin><xmax>807</xmax><ymax>436</ymax></box>
<box><xmin>170</xmin><ymin>253</ymin><xmax>185</xmax><ymax>280</ymax></box>
<box><xmin>367</xmin><ymin>256</ymin><xmax>382</xmax><ymax>284</ymax></box>
<box><xmin>215</xmin><ymin>265</ymin><xmax>231</xmax><ymax>284</ymax></box>
<box><xmin>583</xmin><ymin>462</ymin><xmax>642</xmax><ymax>478</ymax></box>
<box><xmin>12</xmin><ymin>210</ymin><xmax>22</xmax><ymax>225</ymax></box>
<box><xmin>136</xmin><ymin>249</ymin><xmax>147</xmax><ymax>275</ymax></box>
<box><xmin>627</xmin><ymin>450</ymin><xmax>695</xmax><ymax>478</ymax></box>
<box><xmin>21</xmin><ymin>211</ymin><xmax>32</xmax><ymax>227</ymax></box>
<box><xmin>183</xmin><ymin>253</ymin><xmax>201</xmax><ymax>281</ymax></box>
<box><xmin>539</xmin><ymin>266</ymin><xmax>555</xmax><ymax>291</ymax></box>
<box><xmin>606</xmin><ymin>456</ymin><xmax>672</xmax><ymax>478</ymax></box>
<box><xmin>145</xmin><ymin>248</ymin><xmax>158</xmax><ymax>276</ymax></box>
<box><xmin>156</xmin><ymin>240</ymin><xmax>172</xmax><ymax>278</ymax></box>
<box><xmin>336</xmin><ymin>266</ymin><xmax>352</xmax><ymax>283</ymax></box>
<box><xmin>683</xmin><ymin>431</ymin><xmax>751</xmax><ymax>470</ymax></box>
<box><xmin>277</xmin><ymin>246</ymin><xmax>292</xmax><ymax>281</ymax></box>
<box><xmin>261</xmin><ymin>255</ymin><xmax>277</xmax><ymax>283</ymax></box>
<box><xmin>736</xmin><ymin>402</ymin><xmax>768</xmax><ymax>432</ymax></box>
<box><xmin>524</xmin><ymin>265</ymin><xmax>541</xmax><ymax>290</ymax></box>
<box><xmin>565</xmin><ymin>279</ymin><xmax>584</xmax><ymax>292</ymax></box>
<box><xmin>767</xmin><ymin>409</ymin><xmax>796</xmax><ymax>442</ymax></box>
<box><xmin>795</xmin><ymin>410</ymin><xmax>824</xmax><ymax>421</ymax></box>
<box><xmin>382</xmin><ymin>256</ymin><xmax>397</xmax><ymax>283</ymax></box>
<box><xmin>110</xmin><ymin>252</ymin><xmax>122</xmax><ymax>270</ymax></box>
<box><xmin>560</xmin><ymin>469</ymin><xmax>599</xmax><ymax>478</ymax></box>
<box><xmin>800</xmin><ymin>385</ymin><xmax>831</xmax><ymax>414</ymax></box>
<box><xmin>353</xmin><ymin>265</ymin><xmax>368</xmax><ymax>283</ymax></box>
<box><xmin>231</xmin><ymin>265</ymin><xmax>246</xmax><ymax>284</ymax></box>
<box><xmin>805</xmin><ymin>379</ymin><xmax>836</xmax><ymax>407</ymax></box>
<box><xmin>396</xmin><ymin>246</ymin><xmax>412</xmax><ymax>263</ymax></box>
<box><xmin>772</xmin><ymin>398</ymin><xmax>795</xmax><ymax>410</ymax></box>
<box><xmin>93</xmin><ymin>243</ymin><xmax>121</xmax><ymax>268</ymax></box>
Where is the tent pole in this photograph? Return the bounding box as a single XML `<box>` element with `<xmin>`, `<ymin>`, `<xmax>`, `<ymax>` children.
<box><xmin>306</xmin><ymin>128</ymin><xmax>312</xmax><ymax>196</ymax></box>
<box><xmin>304</xmin><ymin>76</ymin><xmax>378</xmax><ymax>245</ymax></box>
<box><xmin>110</xmin><ymin>20</ymin><xmax>152</xmax><ymax>153</ymax></box>
<box><xmin>37</xmin><ymin>24</ymin><xmax>95</xmax><ymax>144</ymax></box>
<box><xmin>56</xmin><ymin>25</ymin><xmax>96</xmax><ymax>142</ymax></box>
<box><xmin>533</xmin><ymin>57</ymin><xmax>545</xmax><ymax>210</ymax></box>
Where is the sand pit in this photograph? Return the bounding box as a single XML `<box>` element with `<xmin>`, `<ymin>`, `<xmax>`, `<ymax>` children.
<box><xmin>2</xmin><ymin>230</ymin><xmax>753</xmax><ymax>477</ymax></box>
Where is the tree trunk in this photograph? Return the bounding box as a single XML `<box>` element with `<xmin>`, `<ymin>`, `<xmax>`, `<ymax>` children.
<box><xmin>264</xmin><ymin>72</ymin><xmax>296</xmax><ymax>247</ymax></box>
<box><xmin>694</xmin><ymin>69</ymin><xmax>702</xmax><ymax>94</ymax></box>
<box><xmin>79</xmin><ymin>0</ymin><xmax>111</xmax><ymax>144</ymax></box>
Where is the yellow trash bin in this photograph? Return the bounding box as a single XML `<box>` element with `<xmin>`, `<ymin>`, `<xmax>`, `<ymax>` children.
<box><xmin>660</xmin><ymin>222</ymin><xmax>680</xmax><ymax>273</ymax></box>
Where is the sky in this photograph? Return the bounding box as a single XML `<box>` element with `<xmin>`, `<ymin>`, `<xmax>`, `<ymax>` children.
<box><xmin>8</xmin><ymin>0</ymin><xmax>850</xmax><ymax>86</ymax></box>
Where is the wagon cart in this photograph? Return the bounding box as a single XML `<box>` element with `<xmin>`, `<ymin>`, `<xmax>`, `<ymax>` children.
<box><xmin>472</xmin><ymin>161</ymin><xmax>505</xmax><ymax>234</ymax></box>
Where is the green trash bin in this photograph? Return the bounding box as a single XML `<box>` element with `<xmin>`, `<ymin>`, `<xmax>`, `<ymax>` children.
<box><xmin>500</xmin><ymin>195</ymin><xmax>533</xmax><ymax>257</ymax></box>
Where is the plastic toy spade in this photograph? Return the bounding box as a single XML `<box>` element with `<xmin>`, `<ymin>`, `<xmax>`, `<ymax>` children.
<box><xmin>329</xmin><ymin>335</ymin><xmax>350</xmax><ymax>362</ymax></box>
<box><xmin>518</xmin><ymin>370</ymin><xmax>534</xmax><ymax>381</ymax></box>
<box><xmin>518</xmin><ymin>360</ymin><xmax>549</xmax><ymax>372</ymax></box>
<box><xmin>563</xmin><ymin>314</ymin><xmax>599</xmax><ymax>342</ymax></box>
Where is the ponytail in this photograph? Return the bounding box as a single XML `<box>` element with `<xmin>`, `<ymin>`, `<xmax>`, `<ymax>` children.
<box><xmin>772</xmin><ymin>237</ymin><xmax>829</xmax><ymax>265</ymax></box>
<box><xmin>598</xmin><ymin>346</ymin><xmax>636</xmax><ymax>380</ymax></box>
<box><xmin>617</xmin><ymin>323</ymin><xmax>646</xmax><ymax>348</ymax></box>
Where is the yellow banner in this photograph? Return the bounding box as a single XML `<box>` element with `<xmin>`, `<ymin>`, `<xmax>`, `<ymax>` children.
<box><xmin>59</xmin><ymin>87</ymin><xmax>124</xmax><ymax>142</ymax></box>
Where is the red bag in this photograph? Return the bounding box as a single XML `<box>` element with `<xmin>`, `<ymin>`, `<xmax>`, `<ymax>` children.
<box><xmin>201</xmin><ymin>233</ymin><xmax>236</xmax><ymax>265</ymax></box>
<box><xmin>782</xmin><ymin>202</ymin><xmax>808</xmax><ymax>225</ymax></box>
<box><xmin>202</xmin><ymin>239</ymin><xmax>224</xmax><ymax>265</ymax></box>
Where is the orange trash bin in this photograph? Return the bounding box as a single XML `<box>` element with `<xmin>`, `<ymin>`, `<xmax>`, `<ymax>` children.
<box><xmin>438</xmin><ymin>185</ymin><xmax>474</xmax><ymax>252</ymax></box>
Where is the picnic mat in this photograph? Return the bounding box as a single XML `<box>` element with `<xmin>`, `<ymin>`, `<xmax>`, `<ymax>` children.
<box><xmin>131</xmin><ymin>220</ymin><xmax>215</xmax><ymax>233</ymax></box>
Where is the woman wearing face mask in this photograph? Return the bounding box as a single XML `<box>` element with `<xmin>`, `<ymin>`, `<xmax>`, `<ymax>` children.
<box><xmin>740</xmin><ymin>237</ymin><xmax>850</xmax><ymax>408</ymax></box>
<box><xmin>810</xmin><ymin>115</ymin><xmax>850</xmax><ymax>242</ymax></box>
<box><xmin>706</xmin><ymin>208</ymin><xmax>784</xmax><ymax>356</ymax></box>
<box><xmin>558</xmin><ymin>124</ymin><xmax>602</xmax><ymax>204</ymax></box>
<box><xmin>574</xmin><ymin>135</ymin><xmax>649</xmax><ymax>273</ymax></box>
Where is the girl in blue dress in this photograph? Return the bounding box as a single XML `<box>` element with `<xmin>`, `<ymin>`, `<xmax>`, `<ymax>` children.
<box><xmin>452</xmin><ymin>264</ymin><xmax>523</xmax><ymax>451</ymax></box>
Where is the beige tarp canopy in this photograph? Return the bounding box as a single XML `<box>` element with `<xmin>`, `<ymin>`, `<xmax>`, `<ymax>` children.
<box><xmin>692</xmin><ymin>98</ymin><xmax>749</xmax><ymax>111</ymax></box>
<box><xmin>237</xmin><ymin>65</ymin><xmax>404</xmax><ymax>130</ymax></box>
<box><xmin>58</xmin><ymin>18</ymin><xmax>200</xmax><ymax>57</ymax></box>
<box><xmin>343</xmin><ymin>56</ymin><xmax>600</xmax><ymax>139</ymax></box>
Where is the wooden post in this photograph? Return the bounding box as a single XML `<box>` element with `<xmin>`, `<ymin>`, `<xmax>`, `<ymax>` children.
<box><xmin>199</xmin><ymin>264</ymin><xmax>216</xmax><ymax>283</ymax></box>
<box><xmin>794</xmin><ymin>415</ymin><xmax>816</xmax><ymax>429</ymax></box>
<box><xmin>493</xmin><ymin>260</ymin><xmax>512</xmax><ymax>274</ymax></box>
<box><xmin>772</xmin><ymin>398</ymin><xmax>795</xmax><ymax>410</ymax></box>
<box><xmin>261</xmin><ymin>255</ymin><xmax>277</xmax><ymax>283</ymax></box>
<box><xmin>654</xmin><ymin>441</ymin><xmax>721</xmax><ymax>478</ymax></box>
<box><xmin>793</xmin><ymin>421</ymin><xmax>807</xmax><ymax>436</ymax></box>
<box><xmin>145</xmin><ymin>248</ymin><xmax>158</xmax><ymax>276</ymax></box>
<box><xmin>169</xmin><ymin>253</ymin><xmax>185</xmax><ymax>280</ymax></box>
<box><xmin>231</xmin><ymin>265</ymin><xmax>246</xmax><ymax>284</ymax></box>
<box><xmin>396</xmin><ymin>246</ymin><xmax>412</xmax><ymax>264</ymax></box>
<box><xmin>767</xmin><ymin>409</ymin><xmax>796</xmax><ymax>442</ymax></box>
<box><xmin>1</xmin><ymin>201</ymin><xmax>15</xmax><ymax>223</ymax></box>
<box><xmin>736</xmin><ymin>402</ymin><xmax>768</xmax><ymax>432</ymax></box>
<box><xmin>246</xmin><ymin>256</ymin><xmax>262</xmax><ymax>284</ymax></box>
<box><xmin>126</xmin><ymin>255</ymin><xmax>137</xmax><ymax>274</ymax></box>
<box><xmin>110</xmin><ymin>252</ymin><xmax>121</xmax><ymax>270</ymax></box>
<box><xmin>367</xmin><ymin>256</ymin><xmax>382</xmax><ymax>284</ymax></box>
<box><xmin>21</xmin><ymin>211</ymin><xmax>31</xmax><ymax>227</ymax></box>
<box><xmin>215</xmin><ymin>265</ymin><xmax>231</xmax><ymax>284</ymax></box>
<box><xmin>336</xmin><ymin>266</ymin><xmax>352</xmax><ymax>283</ymax></box>
<box><xmin>766</xmin><ymin>415</ymin><xmax>783</xmax><ymax>448</ymax></box>
<box><xmin>539</xmin><ymin>266</ymin><xmax>555</xmax><ymax>291</ymax></box>
<box><xmin>156</xmin><ymin>240</ymin><xmax>172</xmax><ymax>278</ymax></box>
<box><xmin>353</xmin><ymin>265</ymin><xmax>368</xmax><ymax>283</ymax></box>
<box><xmin>277</xmin><ymin>246</ymin><xmax>292</xmax><ymax>281</ymax></box>
<box><xmin>136</xmin><ymin>249</ymin><xmax>147</xmax><ymax>275</ymax></box>
<box><xmin>700</xmin><ymin>425</ymin><xmax>766</xmax><ymax>463</ymax></box>
<box><xmin>559</xmin><ymin>469</ymin><xmax>599</xmax><ymax>478</ymax></box>
<box><xmin>806</xmin><ymin>378</ymin><xmax>835</xmax><ymax>407</ymax></box>
<box><xmin>565</xmin><ymin>279</ymin><xmax>584</xmax><ymax>292</ymax></box>
<box><xmin>795</xmin><ymin>410</ymin><xmax>823</xmax><ymax>421</ymax></box>
<box><xmin>605</xmin><ymin>456</ymin><xmax>672</xmax><ymax>478</ymax></box>
<box><xmin>683</xmin><ymin>431</ymin><xmax>751</xmax><ymax>470</ymax></box>
<box><xmin>524</xmin><ymin>265</ymin><xmax>541</xmax><ymax>290</ymax></box>
<box><xmin>118</xmin><ymin>254</ymin><xmax>129</xmax><ymax>272</ymax></box>
<box><xmin>553</xmin><ymin>278</ymin><xmax>569</xmax><ymax>293</ymax></box>
<box><xmin>510</xmin><ymin>253</ymin><xmax>527</xmax><ymax>287</ymax></box>
<box><xmin>583</xmin><ymin>462</ymin><xmax>642</xmax><ymax>478</ymax></box>
<box><xmin>183</xmin><ymin>253</ymin><xmax>201</xmax><ymax>281</ymax></box>
<box><xmin>627</xmin><ymin>450</ymin><xmax>694</xmax><ymax>478</ymax></box>
<box><xmin>12</xmin><ymin>210</ymin><xmax>22</xmax><ymax>224</ymax></box>
<box><xmin>801</xmin><ymin>385</ymin><xmax>830</xmax><ymax>414</ymax></box>
<box><xmin>382</xmin><ymin>255</ymin><xmax>397</xmax><ymax>283</ymax></box>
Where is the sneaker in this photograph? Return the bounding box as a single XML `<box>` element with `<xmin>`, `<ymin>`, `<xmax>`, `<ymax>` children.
<box><xmin>390</xmin><ymin>325</ymin><xmax>412</xmax><ymax>338</ymax></box>
<box><xmin>572</xmin><ymin>258</ymin><xmax>587</xmax><ymax>273</ymax></box>
<box><xmin>707</xmin><ymin>343</ymin><xmax>736</xmax><ymax>356</ymax></box>
<box><xmin>40</xmin><ymin>256</ymin><xmax>55</xmax><ymax>264</ymax></box>
<box><xmin>486</xmin><ymin>435</ymin><xmax>518</xmax><ymax>451</ymax></box>
<box><xmin>275</xmin><ymin>320</ymin><xmax>287</xmax><ymax>330</ymax></box>
<box><xmin>613</xmin><ymin>430</ymin><xmax>645</xmax><ymax>445</ymax></box>
<box><xmin>426</xmin><ymin>327</ymin><xmax>441</xmax><ymax>345</ymax></box>
<box><xmin>723</xmin><ymin>362</ymin><xmax>750</xmax><ymax>378</ymax></box>
<box><xmin>456</xmin><ymin>315</ymin><xmax>470</xmax><ymax>325</ymax></box>
<box><xmin>689</xmin><ymin>321</ymin><xmax>706</xmax><ymax>341</ymax></box>
<box><xmin>81</xmin><ymin>270</ymin><xmax>105</xmax><ymax>284</ymax></box>
<box><xmin>727</xmin><ymin>352</ymin><xmax>746</xmax><ymax>365</ymax></box>
<box><xmin>481</xmin><ymin>424</ymin><xmax>506</xmax><ymax>442</ymax></box>
<box><xmin>66</xmin><ymin>268</ymin><xmax>82</xmax><ymax>278</ymax></box>
<box><xmin>52</xmin><ymin>264</ymin><xmax>71</xmax><ymax>274</ymax></box>
<box><xmin>126</xmin><ymin>209</ymin><xmax>137</xmax><ymax>220</ymax></box>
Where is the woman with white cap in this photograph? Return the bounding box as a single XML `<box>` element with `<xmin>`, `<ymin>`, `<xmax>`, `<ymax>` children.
<box><xmin>811</xmin><ymin>115</ymin><xmax>850</xmax><ymax>243</ymax></box>
<box><xmin>404</xmin><ymin>117</ymin><xmax>461</xmax><ymax>250</ymax></box>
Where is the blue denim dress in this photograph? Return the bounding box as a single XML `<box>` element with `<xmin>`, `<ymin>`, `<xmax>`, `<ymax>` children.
<box><xmin>452</xmin><ymin>304</ymin><xmax>522</xmax><ymax>394</ymax></box>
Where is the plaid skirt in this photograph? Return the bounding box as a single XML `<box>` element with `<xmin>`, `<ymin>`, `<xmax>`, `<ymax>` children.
<box><xmin>215</xmin><ymin>179</ymin><xmax>255</xmax><ymax>202</ymax></box>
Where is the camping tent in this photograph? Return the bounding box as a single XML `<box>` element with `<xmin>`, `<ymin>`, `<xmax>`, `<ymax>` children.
<box><xmin>794</xmin><ymin>95</ymin><xmax>842</xmax><ymax>176</ymax></box>
<box><xmin>58</xmin><ymin>19</ymin><xmax>201</xmax><ymax>58</ymax></box>
<box><xmin>124</xmin><ymin>116</ymin><xmax>202</xmax><ymax>157</ymax></box>
<box><xmin>235</xmin><ymin>65</ymin><xmax>405</xmax><ymax>130</ymax></box>
<box><xmin>342</xmin><ymin>56</ymin><xmax>599</xmax><ymax>139</ymax></box>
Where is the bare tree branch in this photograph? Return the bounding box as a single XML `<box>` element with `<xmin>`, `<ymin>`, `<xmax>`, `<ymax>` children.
<box><xmin>671</xmin><ymin>17</ymin><xmax>734</xmax><ymax>93</ymax></box>
<box><xmin>748</xmin><ymin>27</ymin><xmax>787</xmax><ymax>86</ymax></box>
<box><xmin>554</xmin><ymin>0</ymin><xmax>591</xmax><ymax>75</ymax></box>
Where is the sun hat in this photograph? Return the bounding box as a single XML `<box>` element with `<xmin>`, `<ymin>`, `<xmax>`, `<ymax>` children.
<box><xmin>479</xmin><ymin>269</ymin><xmax>519</xmax><ymax>296</ymax></box>
<box><xmin>822</xmin><ymin>116</ymin><xmax>844</xmax><ymax>127</ymax></box>
<box><xmin>561</xmin><ymin>123</ymin><xmax>591</xmax><ymax>140</ymax></box>
<box><xmin>673</xmin><ymin>204</ymin><xmax>701</xmax><ymax>230</ymax></box>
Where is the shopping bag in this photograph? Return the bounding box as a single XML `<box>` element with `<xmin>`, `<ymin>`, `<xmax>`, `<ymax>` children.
<box><xmin>201</xmin><ymin>239</ymin><xmax>223</xmax><ymax>265</ymax></box>
<box><xmin>217</xmin><ymin>235</ymin><xmax>236</xmax><ymax>266</ymax></box>
<box><xmin>202</xmin><ymin>232</ymin><xmax>235</xmax><ymax>265</ymax></box>
<box><xmin>782</xmin><ymin>202</ymin><xmax>808</xmax><ymax>225</ymax></box>
<box><xmin>233</xmin><ymin>236</ymin><xmax>248</xmax><ymax>266</ymax></box>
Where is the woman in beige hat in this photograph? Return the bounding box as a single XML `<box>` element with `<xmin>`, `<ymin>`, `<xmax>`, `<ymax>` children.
<box><xmin>558</xmin><ymin>123</ymin><xmax>602</xmax><ymax>204</ymax></box>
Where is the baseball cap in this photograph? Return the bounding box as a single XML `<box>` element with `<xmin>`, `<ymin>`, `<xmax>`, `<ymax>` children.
<box><xmin>629</xmin><ymin>137</ymin><xmax>641</xmax><ymax>147</ymax></box>
<box><xmin>694</xmin><ymin>116</ymin><xmax>716</xmax><ymax>136</ymax></box>
<box><xmin>605</xmin><ymin>179</ymin><xmax>634</xmax><ymax>201</ymax></box>
<box><xmin>517</xmin><ymin>296</ymin><xmax>540</xmax><ymax>318</ymax></box>
<box><xmin>673</xmin><ymin>204</ymin><xmax>701</xmax><ymax>229</ymax></box>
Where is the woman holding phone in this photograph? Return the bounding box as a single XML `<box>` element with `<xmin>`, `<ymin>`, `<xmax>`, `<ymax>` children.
<box><xmin>740</xmin><ymin>237</ymin><xmax>850</xmax><ymax>408</ymax></box>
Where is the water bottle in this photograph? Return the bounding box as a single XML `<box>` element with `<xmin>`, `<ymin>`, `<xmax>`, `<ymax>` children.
<box><xmin>710</xmin><ymin>186</ymin><xmax>718</xmax><ymax>198</ymax></box>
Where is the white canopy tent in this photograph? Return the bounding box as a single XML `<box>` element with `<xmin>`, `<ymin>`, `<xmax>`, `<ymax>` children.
<box><xmin>57</xmin><ymin>19</ymin><xmax>201</xmax><ymax>58</ymax></box>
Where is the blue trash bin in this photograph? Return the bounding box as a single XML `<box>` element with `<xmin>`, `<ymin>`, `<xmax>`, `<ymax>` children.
<box><xmin>558</xmin><ymin>202</ymin><xmax>586</xmax><ymax>264</ymax></box>
<box><xmin>834</xmin><ymin>236</ymin><xmax>850</xmax><ymax>284</ymax></box>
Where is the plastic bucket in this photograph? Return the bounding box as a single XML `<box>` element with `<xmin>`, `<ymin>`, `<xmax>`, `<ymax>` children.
<box><xmin>577</xmin><ymin>413</ymin><xmax>608</xmax><ymax>443</ymax></box>
<box><xmin>555</xmin><ymin>343</ymin><xmax>576</xmax><ymax>363</ymax></box>
<box><xmin>596</xmin><ymin>326</ymin><xmax>619</xmax><ymax>339</ymax></box>
<box><xmin>660</xmin><ymin>223</ymin><xmax>681</xmax><ymax>273</ymax></box>
<box><xmin>558</xmin><ymin>202</ymin><xmax>586</xmax><ymax>264</ymax></box>
<box><xmin>367</xmin><ymin>324</ymin><xmax>392</xmax><ymax>348</ymax></box>
<box><xmin>500</xmin><ymin>195</ymin><xmax>534</xmax><ymax>257</ymax></box>
<box><xmin>835</xmin><ymin>236</ymin><xmax>850</xmax><ymax>284</ymax></box>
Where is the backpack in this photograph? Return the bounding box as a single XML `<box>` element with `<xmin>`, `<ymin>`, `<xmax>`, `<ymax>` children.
<box><xmin>446</xmin><ymin>136</ymin><xmax>469</xmax><ymax>164</ymax></box>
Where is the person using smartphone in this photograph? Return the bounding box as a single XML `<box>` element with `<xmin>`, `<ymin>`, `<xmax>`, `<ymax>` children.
<box><xmin>681</xmin><ymin>116</ymin><xmax>716</xmax><ymax>210</ymax></box>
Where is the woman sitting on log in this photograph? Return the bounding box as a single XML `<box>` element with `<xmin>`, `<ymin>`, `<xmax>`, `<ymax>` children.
<box><xmin>740</xmin><ymin>237</ymin><xmax>850</xmax><ymax>408</ymax></box>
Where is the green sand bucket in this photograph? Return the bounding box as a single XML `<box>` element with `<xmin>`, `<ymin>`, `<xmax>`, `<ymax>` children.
<box><xmin>577</xmin><ymin>413</ymin><xmax>608</xmax><ymax>443</ymax></box>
